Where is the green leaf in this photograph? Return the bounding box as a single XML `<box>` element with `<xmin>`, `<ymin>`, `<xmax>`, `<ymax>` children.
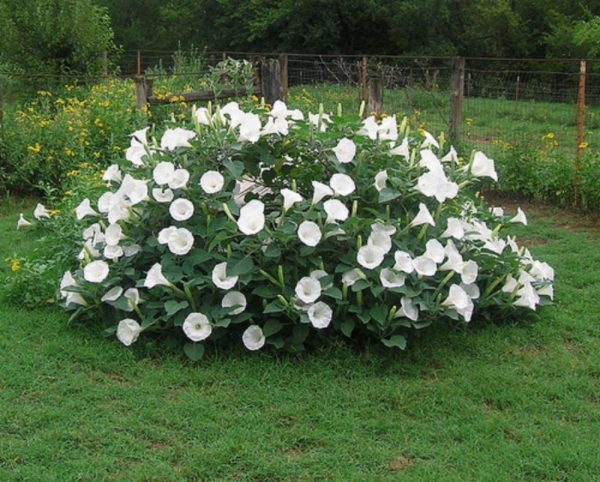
<box><xmin>223</xmin><ymin>159</ymin><xmax>245</xmax><ymax>178</ymax></box>
<box><xmin>263</xmin><ymin>243</ymin><xmax>281</xmax><ymax>258</ymax></box>
<box><xmin>164</xmin><ymin>300</ymin><xmax>189</xmax><ymax>316</ymax></box>
<box><xmin>381</xmin><ymin>335</ymin><xmax>407</xmax><ymax>350</ymax></box>
<box><xmin>184</xmin><ymin>343</ymin><xmax>205</xmax><ymax>361</ymax></box>
<box><xmin>378</xmin><ymin>188</ymin><xmax>402</xmax><ymax>203</ymax></box>
<box><xmin>263</xmin><ymin>300</ymin><xmax>285</xmax><ymax>314</ymax></box>
<box><xmin>279</xmin><ymin>221</ymin><xmax>297</xmax><ymax>234</ymax></box>
<box><xmin>356</xmin><ymin>311</ymin><xmax>371</xmax><ymax>324</ymax></box>
<box><xmin>369</xmin><ymin>304</ymin><xmax>388</xmax><ymax>325</ymax></box>
<box><xmin>213</xmin><ymin>318</ymin><xmax>231</xmax><ymax>328</ymax></box>
<box><xmin>188</xmin><ymin>249</ymin><xmax>213</xmax><ymax>265</ymax></box>
<box><xmin>263</xmin><ymin>319</ymin><xmax>283</xmax><ymax>337</ymax></box>
<box><xmin>292</xmin><ymin>324</ymin><xmax>310</xmax><ymax>344</ymax></box>
<box><xmin>268</xmin><ymin>336</ymin><xmax>285</xmax><ymax>349</ymax></box>
<box><xmin>300</xmin><ymin>245</ymin><xmax>316</xmax><ymax>257</ymax></box>
<box><xmin>252</xmin><ymin>285</ymin><xmax>279</xmax><ymax>298</ymax></box>
<box><xmin>351</xmin><ymin>279</ymin><xmax>370</xmax><ymax>292</ymax></box>
<box><xmin>370</xmin><ymin>285</ymin><xmax>385</xmax><ymax>297</ymax></box>
<box><xmin>229</xmin><ymin>256</ymin><xmax>254</xmax><ymax>276</ymax></box>
<box><xmin>111</xmin><ymin>296</ymin><xmax>132</xmax><ymax>312</ymax></box>
<box><xmin>340</xmin><ymin>319</ymin><xmax>355</xmax><ymax>337</ymax></box>
<box><xmin>323</xmin><ymin>286</ymin><xmax>343</xmax><ymax>300</ymax></box>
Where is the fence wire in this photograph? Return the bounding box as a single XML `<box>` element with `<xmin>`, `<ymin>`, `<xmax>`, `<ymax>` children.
<box><xmin>1</xmin><ymin>51</ymin><xmax>598</xmax><ymax>157</ymax></box>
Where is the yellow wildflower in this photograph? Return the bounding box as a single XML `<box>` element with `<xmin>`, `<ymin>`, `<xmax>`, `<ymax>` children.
<box><xmin>93</xmin><ymin>151</ymin><xmax>101</xmax><ymax>159</ymax></box>
<box><xmin>10</xmin><ymin>259</ymin><xmax>21</xmax><ymax>273</ymax></box>
<box><xmin>49</xmin><ymin>209</ymin><xmax>60</xmax><ymax>216</ymax></box>
<box><xmin>65</xmin><ymin>148</ymin><xmax>75</xmax><ymax>157</ymax></box>
<box><xmin>28</xmin><ymin>143</ymin><xmax>41</xmax><ymax>154</ymax></box>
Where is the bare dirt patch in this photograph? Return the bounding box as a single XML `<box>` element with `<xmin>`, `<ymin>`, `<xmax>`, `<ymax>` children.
<box><xmin>483</xmin><ymin>191</ymin><xmax>600</xmax><ymax>234</ymax></box>
<box><xmin>388</xmin><ymin>455</ymin><xmax>412</xmax><ymax>472</ymax></box>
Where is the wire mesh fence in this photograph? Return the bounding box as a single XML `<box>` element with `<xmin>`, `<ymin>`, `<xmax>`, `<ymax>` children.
<box><xmin>1</xmin><ymin>49</ymin><xmax>598</xmax><ymax>158</ymax></box>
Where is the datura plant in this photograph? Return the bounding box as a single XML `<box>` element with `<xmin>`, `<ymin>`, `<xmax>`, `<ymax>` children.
<box><xmin>22</xmin><ymin>101</ymin><xmax>554</xmax><ymax>359</ymax></box>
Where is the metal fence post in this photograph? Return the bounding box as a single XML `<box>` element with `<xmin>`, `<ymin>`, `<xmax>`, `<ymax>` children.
<box><xmin>575</xmin><ymin>59</ymin><xmax>587</xmax><ymax>208</ymax></box>
<box><xmin>449</xmin><ymin>57</ymin><xmax>465</xmax><ymax>144</ymax></box>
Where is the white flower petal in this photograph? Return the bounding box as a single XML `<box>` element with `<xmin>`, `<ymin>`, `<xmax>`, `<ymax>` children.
<box><xmin>183</xmin><ymin>312</ymin><xmax>212</xmax><ymax>342</ymax></box>
<box><xmin>242</xmin><ymin>325</ymin><xmax>265</xmax><ymax>350</ymax></box>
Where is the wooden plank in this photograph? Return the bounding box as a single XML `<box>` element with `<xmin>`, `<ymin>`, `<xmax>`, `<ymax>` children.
<box><xmin>449</xmin><ymin>57</ymin><xmax>465</xmax><ymax>143</ymax></box>
<box><xmin>147</xmin><ymin>86</ymin><xmax>261</xmax><ymax>105</ymax></box>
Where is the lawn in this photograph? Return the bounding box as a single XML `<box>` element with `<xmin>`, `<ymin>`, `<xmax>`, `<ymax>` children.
<box><xmin>0</xmin><ymin>198</ymin><xmax>599</xmax><ymax>481</ymax></box>
<box><xmin>289</xmin><ymin>83</ymin><xmax>600</xmax><ymax>155</ymax></box>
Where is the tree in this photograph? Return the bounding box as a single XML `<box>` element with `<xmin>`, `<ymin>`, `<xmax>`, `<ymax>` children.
<box><xmin>0</xmin><ymin>0</ymin><xmax>116</xmax><ymax>76</ymax></box>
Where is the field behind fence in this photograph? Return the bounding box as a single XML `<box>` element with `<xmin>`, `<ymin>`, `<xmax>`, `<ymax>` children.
<box><xmin>2</xmin><ymin>50</ymin><xmax>600</xmax><ymax>205</ymax></box>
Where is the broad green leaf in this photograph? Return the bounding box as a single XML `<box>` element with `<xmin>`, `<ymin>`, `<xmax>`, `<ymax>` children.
<box><xmin>223</xmin><ymin>159</ymin><xmax>245</xmax><ymax>178</ymax></box>
<box><xmin>263</xmin><ymin>243</ymin><xmax>281</xmax><ymax>258</ymax></box>
<box><xmin>164</xmin><ymin>300</ymin><xmax>189</xmax><ymax>316</ymax></box>
<box><xmin>292</xmin><ymin>324</ymin><xmax>310</xmax><ymax>344</ymax></box>
<box><xmin>263</xmin><ymin>300</ymin><xmax>285</xmax><ymax>314</ymax></box>
<box><xmin>340</xmin><ymin>319</ymin><xmax>355</xmax><ymax>337</ymax></box>
<box><xmin>252</xmin><ymin>285</ymin><xmax>279</xmax><ymax>298</ymax></box>
<box><xmin>263</xmin><ymin>319</ymin><xmax>283</xmax><ymax>337</ymax></box>
<box><xmin>229</xmin><ymin>256</ymin><xmax>254</xmax><ymax>276</ymax></box>
<box><xmin>184</xmin><ymin>342</ymin><xmax>205</xmax><ymax>361</ymax></box>
<box><xmin>381</xmin><ymin>335</ymin><xmax>407</xmax><ymax>350</ymax></box>
<box><xmin>323</xmin><ymin>286</ymin><xmax>343</xmax><ymax>300</ymax></box>
<box><xmin>378</xmin><ymin>187</ymin><xmax>402</xmax><ymax>203</ymax></box>
<box><xmin>369</xmin><ymin>304</ymin><xmax>388</xmax><ymax>324</ymax></box>
<box><xmin>351</xmin><ymin>279</ymin><xmax>370</xmax><ymax>292</ymax></box>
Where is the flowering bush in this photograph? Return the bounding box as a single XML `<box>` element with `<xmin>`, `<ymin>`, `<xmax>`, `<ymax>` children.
<box><xmin>1</xmin><ymin>80</ymin><xmax>145</xmax><ymax>194</ymax></box>
<box><xmin>27</xmin><ymin>101</ymin><xmax>554</xmax><ymax>359</ymax></box>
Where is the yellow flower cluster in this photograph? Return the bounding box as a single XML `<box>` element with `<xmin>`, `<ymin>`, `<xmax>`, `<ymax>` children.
<box><xmin>4</xmin><ymin>257</ymin><xmax>21</xmax><ymax>273</ymax></box>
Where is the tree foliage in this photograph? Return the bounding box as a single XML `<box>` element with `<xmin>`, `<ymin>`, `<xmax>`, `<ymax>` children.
<box><xmin>97</xmin><ymin>0</ymin><xmax>600</xmax><ymax>58</ymax></box>
<box><xmin>0</xmin><ymin>0</ymin><xmax>115</xmax><ymax>76</ymax></box>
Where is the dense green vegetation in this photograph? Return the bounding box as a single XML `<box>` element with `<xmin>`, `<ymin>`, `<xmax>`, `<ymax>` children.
<box><xmin>4</xmin><ymin>0</ymin><xmax>600</xmax><ymax>80</ymax></box>
<box><xmin>97</xmin><ymin>0</ymin><xmax>600</xmax><ymax>58</ymax></box>
<box><xmin>1</xmin><ymin>198</ymin><xmax>599</xmax><ymax>480</ymax></box>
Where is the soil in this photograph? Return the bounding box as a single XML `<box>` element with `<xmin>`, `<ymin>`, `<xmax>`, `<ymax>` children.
<box><xmin>483</xmin><ymin>190</ymin><xmax>600</xmax><ymax>233</ymax></box>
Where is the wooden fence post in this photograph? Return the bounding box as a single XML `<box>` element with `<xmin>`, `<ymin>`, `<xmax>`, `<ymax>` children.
<box><xmin>135</xmin><ymin>76</ymin><xmax>148</xmax><ymax>110</ymax></box>
<box><xmin>360</xmin><ymin>56</ymin><xmax>368</xmax><ymax>104</ymax></box>
<box><xmin>449</xmin><ymin>56</ymin><xmax>465</xmax><ymax>143</ymax></box>
<box><xmin>367</xmin><ymin>73</ymin><xmax>383</xmax><ymax>117</ymax></box>
<box><xmin>279</xmin><ymin>54</ymin><xmax>288</xmax><ymax>102</ymax></box>
<box><xmin>102</xmin><ymin>51</ymin><xmax>108</xmax><ymax>78</ymax></box>
<box><xmin>260</xmin><ymin>58</ymin><xmax>281</xmax><ymax>105</ymax></box>
<box><xmin>136</xmin><ymin>50</ymin><xmax>142</xmax><ymax>76</ymax></box>
<box><xmin>515</xmin><ymin>75</ymin><xmax>520</xmax><ymax>102</ymax></box>
<box><xmin>0</xmin><ymin>79</ymin><xmax>4</xmax><ymax>125</ymax></box>
<box><xmin>575</xmin><ymin>59</ymin><xmax>587</xmax><ymax>209</ymax></box>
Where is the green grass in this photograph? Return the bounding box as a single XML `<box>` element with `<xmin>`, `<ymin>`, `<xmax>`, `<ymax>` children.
<box><xmin>1</xmin><ymin>201</ymin><xmax>600</xmax><ymax>481</ymax></box>
<box><xmin>289</xmin><ymin>83</ymin><xmax>600</xmax><ymax>155</ymax></box>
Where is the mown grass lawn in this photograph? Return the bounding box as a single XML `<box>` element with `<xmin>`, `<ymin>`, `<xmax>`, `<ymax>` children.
<box><xmin>1</xmin><ymin>199</ymin><xmax>599</xmax><ymax>481</ymax></box>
